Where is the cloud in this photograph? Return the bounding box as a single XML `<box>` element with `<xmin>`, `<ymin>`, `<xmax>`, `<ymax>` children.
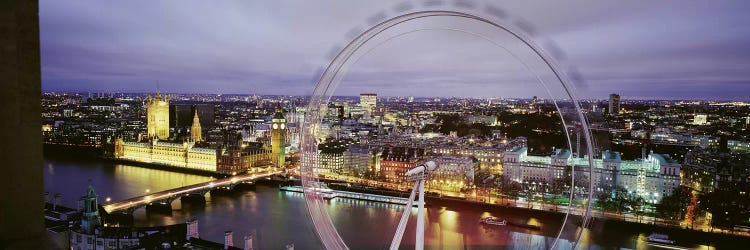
<box><xmin>40</xmin><ymin>0</ymin><xmax>750</xmax><ymax>100</ymax></box>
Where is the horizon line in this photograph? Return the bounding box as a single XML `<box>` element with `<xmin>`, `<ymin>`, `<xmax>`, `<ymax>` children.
<box><xmin>41</xmin><ymin>91</ymin><xmax>750</xmax><ymax>102</ymax></box>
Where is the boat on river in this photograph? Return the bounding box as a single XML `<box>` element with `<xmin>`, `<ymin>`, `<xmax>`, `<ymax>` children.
<box><xmin>479</xmin><ymin>216</ymin><xmax>507</xmax><ymax>226</ymax></box>
<box><xmin>646</xmin><ymin>233</ymin><xmax>676</xmax><ymax>245</ymax></box>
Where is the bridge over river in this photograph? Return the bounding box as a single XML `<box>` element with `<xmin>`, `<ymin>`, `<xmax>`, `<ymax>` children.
<box><xmin>103</xmin><ymin>170</ymin><xmax>283</xmax><ymax>213</ymax></box>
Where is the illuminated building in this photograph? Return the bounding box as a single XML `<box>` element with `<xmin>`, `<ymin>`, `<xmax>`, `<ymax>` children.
<box><xmin>681</xmin><ymin>156</ymin><xmax>716</xmax><ymax>193</ymax></box>
<box><xmin>313</xmin><ymin>150</ymin><xmax>344</xmax><ymax>175</ymax></box>
<box><xmin>684</xmin><ymin>149</ymin><xmax>750</xmax><ymax>193</ymax></box>
<box><xmin>380</xmin><ymin>146</ymin><xmax>427</xmax><ymax>183</ymax></box>
<box><xmin>241</xmin><ymin>146</ymin><xmax>273</xmax><ymax>168</ymax></box>
<box><xmin>608</xmin><ymin>93</ymin><xmax>620</xmax><ymax>115</ymax></box>
<box><xmin>430</xmin><ymin>157</ymin><xmax>478</xmax><ymax>191</ymax></box>
<box><xmin>466</xmin><ymin>114</ymin><xmax>498</xmax><ymax>126</ymax></box>
<box><xmin>271</xmin><ymin>107</ymin><xmax>286</xmax><ymax>167</ymax></box>
<box><xmin>360</xmin><ymin>93</ymin><xmax>377</xmax><ymax>118</ymax></box>
<box><xmin>190</xmin><ymin>110</ymin><xmax>202</xmax><ymax>142</ymax></box>
<box><xmin>503</xmin><ymin>147</ymin><xmax>681</xmax><ymax>203</ymax></box>
<box><xmin>728</xmin><ymin>140</ymin><xmax>750</xmax><ymax>153</ymax></box>
<box><xmin>217</xmin><ymin>138</ymin><xmax>273</xmax><ymax>174</ymax></box>
<box><xmin>324</xmin><ymin>103</ymin><xmax>345</xmax><ymax>124</ymax></box>
<box><xmin>114</xmin><ymin>138</ymin><xmax>218</xmax><ymax>173</ymax></box>
<box><xmin>344</xmin><ymin>145</ymin><xmax>371</xmax><ymax>177</ymax></box>
<box><xmin>147</xmin><ymin>92</ymin><xmax>170</xmax><ymax>139</ymax></box>
<box><xmin>304</xmin><ymin>141</ymin><xmax>371</xmax><ymax>177</ymax></box>
<box><xmin>693</xmin><ymin>114</ymin><xmax>708</xmax><ymax>125</ymax></box>
<box><xmin>432</xmin><ymin>145</ymin><xmax>505</xmax><ymax>174</ymax></box>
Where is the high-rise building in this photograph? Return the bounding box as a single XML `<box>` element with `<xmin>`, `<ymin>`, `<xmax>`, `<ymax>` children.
<box><xmin>271</xmin><ymin>107</ymin><xmax>287</xmax><ymax>167</ymax></box>
<box><xmin>608</xmin><ymin>93</ymin><xmax>620</xmax><ymax>115</ymax></box>
<box><xmin>147</xmin><ymin>92</ymin><xmax>170</xmax><ymax>139</ymax></box>
<box><xmin>360</xmin><ymin>93</ymin><xmax>377</xmax><ymax>115</ymax></box>
<box><xmin>191</xmin><ymin>110</ymin><xmax>202</xmax><ymax>142</ymax></box>
<box><xmin>408</xmin><ymin>96</ymin><xmax>414</xmax><ymax>103</ymax></box>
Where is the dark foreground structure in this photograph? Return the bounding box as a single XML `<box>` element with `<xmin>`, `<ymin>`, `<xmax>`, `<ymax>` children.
<box><xmin>0</xmin><ymin>1</ymin><xmax>45</xmax><ymax>249</ymax></box>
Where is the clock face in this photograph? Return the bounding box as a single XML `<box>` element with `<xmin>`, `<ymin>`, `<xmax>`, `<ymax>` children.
<box><xmin>273</xmin><ymin>123</ymin><xmax>278</xmax><ymax>129</ymax></box>
<box><xmin>280</xmin><ymin>124</ymin><xmax>285</xmax><ymax>129</ymax></box>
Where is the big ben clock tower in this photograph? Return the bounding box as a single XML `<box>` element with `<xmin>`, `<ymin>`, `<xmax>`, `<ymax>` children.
<box><xmin>271</xmin><ymin>106</ymin><xmax>286</xmax><ymax>167</ymax></box>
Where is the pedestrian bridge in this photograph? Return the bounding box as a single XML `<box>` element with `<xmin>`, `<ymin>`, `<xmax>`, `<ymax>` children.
<box><xmin>103</xmin><ymin>170</ymin><xmax>282</xmax><ymax>213</ymax></box>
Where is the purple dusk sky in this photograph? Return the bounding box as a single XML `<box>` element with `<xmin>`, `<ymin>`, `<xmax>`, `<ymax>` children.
<box><xmin>40</xmin><ymin>1</ymin><xmax>750</xmax><ymax>100</ymax></box>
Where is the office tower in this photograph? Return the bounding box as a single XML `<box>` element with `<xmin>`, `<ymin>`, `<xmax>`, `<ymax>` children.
<box><xmin>608</xmin><ymin>93</ymin><xmax>620</xmax><ymax>115</ymax></box>
<box><xmin>360</xmin><ymin>93</ymin><xmax>377</xmax><ymax>114</ymax></box>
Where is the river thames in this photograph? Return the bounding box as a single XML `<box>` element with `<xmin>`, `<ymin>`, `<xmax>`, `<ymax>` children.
<box><xmin>44</xmin><ymin>156</ymin><xmax>735</xmax><ymax>249</ymax></box>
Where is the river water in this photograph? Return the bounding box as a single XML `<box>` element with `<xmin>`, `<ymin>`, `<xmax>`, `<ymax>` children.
<box><xmin>44</xmin><ymin>157</ymin><xmax>728</xmax><ymax>249</ymax></box>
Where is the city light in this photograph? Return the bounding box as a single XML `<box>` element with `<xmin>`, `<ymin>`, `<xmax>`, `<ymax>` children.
<box><xmin>33</xmin><ymin>1</ymin><xmax>750</xmax><ymax>249</ymax></box>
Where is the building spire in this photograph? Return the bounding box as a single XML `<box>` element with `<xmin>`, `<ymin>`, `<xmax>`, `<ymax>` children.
<box><xmin>191</xmin><ymin>109</ymin><xmax>202</xmax><ymax>142</ymax></box>
<box><xmin>80</xmin><ymin>184</ymin><xmax>101</xmax><ymax>234</ymax></box>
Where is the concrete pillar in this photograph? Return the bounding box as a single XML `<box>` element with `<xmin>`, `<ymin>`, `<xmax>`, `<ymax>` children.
<box><xmin>0</xmin><ymin>0</ymin><xmax>44</xmax><ymax>249</ymax></box>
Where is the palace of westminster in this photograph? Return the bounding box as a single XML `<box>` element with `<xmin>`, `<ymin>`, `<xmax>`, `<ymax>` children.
<box><xmin>111</xmin><ymin>92</ymin><xmax>287</xmax><ymax>174</ymax></box>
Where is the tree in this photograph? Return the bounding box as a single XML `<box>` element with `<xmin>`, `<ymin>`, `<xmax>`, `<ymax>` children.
<box><xmin>550</xmin><ymin>177</ymin><xmax>569</xmax><ymax>196</ymax></box>
<box><xmin>595</xmin><ymin>191</ymin><xmax>617</xmax><ymax>212</ymax></box>
<box><xmin>595</xmin><ymin>186</ymin><xmax>633</xmax><ymax>214</ymax></box>
<box><xmin>494</xmin><ymin>175</ymin><xmax>522</xmax><ymax>206</ymax></box>
<box><xmin>655</xmin><ymin>186</ymin><xmax>691</xmax><ymax>221</ymax></box>
<box><xmin>630</xmin><ymin>196</ymin><xmax>646</xmax><ymax>222</ymax></box>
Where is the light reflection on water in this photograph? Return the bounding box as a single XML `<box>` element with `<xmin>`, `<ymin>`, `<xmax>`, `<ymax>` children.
<box><xmin>43</xmin><ymin>159</ymin><xmax>213</xmax><ymax>208</ymax></box>
<box><xmin>45</xmin><ymin>158</ymin><xmax>721</xmax><ymax>249</ymax></box>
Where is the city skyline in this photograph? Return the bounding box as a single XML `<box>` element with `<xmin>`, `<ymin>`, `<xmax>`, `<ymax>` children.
<box><xmin>4</xmin><ymin>1</ymin><xmax>748</xmax><ymax>249</ymax></box>
<box><xmin>40</xmin><ymin>90</ymin><xmax>750</xmax><ymax>102</ymax></box>
<box><xmin>40</xmin><ymin>1</ymin><xmax>750</xmax><ymax>100</ymax></box>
